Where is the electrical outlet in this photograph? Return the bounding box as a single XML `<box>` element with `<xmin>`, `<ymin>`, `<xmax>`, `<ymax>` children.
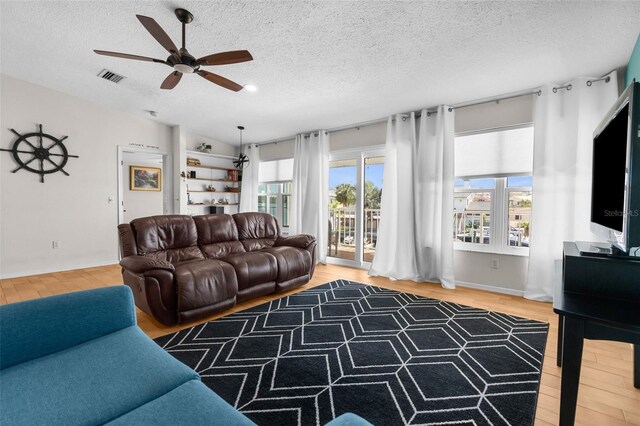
<box><xmin>52</xmin><ymin>241</ymin><xmax>60</xmax><ymax>249</ymax></box>
<box><xmin>491</xmin><ymin>258</ymin><xmax>499</xmax><ymax>269</ymax></box>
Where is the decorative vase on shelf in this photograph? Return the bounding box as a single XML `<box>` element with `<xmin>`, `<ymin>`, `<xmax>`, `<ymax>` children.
<box><xmin>196</xmin><ymin>143</ymin><xmax>212</xmax><ymax>153</ymax></box>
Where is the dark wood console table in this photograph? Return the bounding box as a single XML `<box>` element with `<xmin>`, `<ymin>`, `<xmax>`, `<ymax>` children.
<box><xmin>554</xmin><ymin>242</ymin><xmax>640</xmax><ymax>426</ymax></box>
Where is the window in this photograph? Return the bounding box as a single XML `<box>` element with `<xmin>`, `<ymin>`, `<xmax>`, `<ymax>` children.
<box><xmin>258</xmin><ymin>159</ymin><xmax>293</xmax><ymax>230</ymax></box>
<box><xmin>257</xmin><ymin>182</ymin><xmax>291</xmax><ymax>229</ymax></box>
<box><xmin>453</xmin><ymin>178</ymin><xmax>494</xmax><ymax>246</ymax></box>
<box><xmin>453</xmin><ymin>126</ymin><xmax>533</xmax><ymax>254</ymax></box>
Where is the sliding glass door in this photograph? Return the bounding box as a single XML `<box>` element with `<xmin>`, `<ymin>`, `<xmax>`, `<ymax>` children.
<box><xmin>328</xmin><ymin>159</ymin><xmax>357</xmax><ymax>261</ymax></box>
<box><xmin>363</xmin><ymin>156</ymin><xmax>384</xmax><ymax>262</ymax></box>
<box><xmin>328</xmin><ymin>149</ymin><xmax>384</xmax><ymax>267</ymax></box>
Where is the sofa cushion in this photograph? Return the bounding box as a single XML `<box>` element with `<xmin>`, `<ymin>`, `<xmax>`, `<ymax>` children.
<box><xmin>174</xmin><ymin>259</ymin><xmax>238</xmax><ymax>313</ymax></box>
<box><xmin>261</xmin><ymin>246</ymin><xmax>313</xmax><ymax>283</ymax></box>
<box><xmin>0</xmin><ymin>326</ymin><xmax>198</xmax><ymax>426</ymax></box>
<box><xmin>223</xmin><ymin>252</ymin><xmax>278</xmax><ymax>292</ymax></box>
<box><xmin>193</xmin><ymin>214</ymin><xmax>245</xmax><ymax>259</ymax></box>
<box><xmin>105</xmin><ymin>379</ymin><xmax>256</xmax><ymax>426</ymax></box>
<box><xmin>0</xmin><ymin>286</ymin><xmax>135</xmax><ymax>370</ymax></box>
<box><xmin>233</xmin><ymin>213</ymin><xmax>279</xmax><ymax>251</ymax></box>
<box><xmin>131</xmin><ymin>215</ymin><xmax>204</xmax><ymax>263</ymax></box>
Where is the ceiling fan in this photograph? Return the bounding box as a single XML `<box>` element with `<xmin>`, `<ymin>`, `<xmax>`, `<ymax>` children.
<box><xmin>94</xmin><ymin>8</ymin><xmax>252</xmax><ymax>91</ymax></box>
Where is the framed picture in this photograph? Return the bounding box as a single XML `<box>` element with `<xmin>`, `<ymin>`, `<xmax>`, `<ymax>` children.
<box><xmin>130</xmin><ymin>166</ymin><xmax>162</xmax><ymax>191</ymax></box>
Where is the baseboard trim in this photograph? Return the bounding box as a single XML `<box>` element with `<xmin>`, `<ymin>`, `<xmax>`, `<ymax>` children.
<box><xmin>1</xmin><ymin>260</ymin><xmax>118</xmax><ymax>279</ymax></box>
<box><xmin>455</xmin><ymin>280</ymin><xmax>525</xmax><ymax>297</ymax></box>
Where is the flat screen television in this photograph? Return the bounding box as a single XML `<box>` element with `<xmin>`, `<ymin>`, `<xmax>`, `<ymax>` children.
<box><xmin>590</xmin><ymin>81</ymin><xmax>640</xmax><ymax>255</ymax></box>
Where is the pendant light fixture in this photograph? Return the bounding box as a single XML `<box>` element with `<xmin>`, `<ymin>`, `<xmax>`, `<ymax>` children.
<box><xmin>233</xmin><ymin>125</ymin><xmax>249</xmax><ymax>169</ymax></box>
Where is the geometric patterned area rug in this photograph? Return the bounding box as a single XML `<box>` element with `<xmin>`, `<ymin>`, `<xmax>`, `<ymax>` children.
<box><xmin>155</xmin><ymin>280</ymin><xmax>548</xmax><ymax>426</ymax></box>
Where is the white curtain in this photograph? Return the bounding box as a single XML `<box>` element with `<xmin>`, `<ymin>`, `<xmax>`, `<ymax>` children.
<box><xmin>239</xmin><ymin>144</ymin><xmax>260</xmax><ymax>213</ymax></box>
<box><xmin>369</xmin><ymin>106</ymin><xmax>455</xmax><ymax>287</ymax></box>
<box><xmin>525</xmin><ymin>72</ymin><xmax>618</xmax><ymax>301</ymax></box>
<box><xmin>290</xmin><ymin>132</ymin><xmax>329</xmax><ymax>263</ymax></box>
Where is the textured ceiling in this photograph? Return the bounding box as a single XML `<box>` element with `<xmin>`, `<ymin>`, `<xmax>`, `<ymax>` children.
<box><xmin>1</xmin><ymin>1</ymin><xmax>639</xmax><ymax>145</ymax></box>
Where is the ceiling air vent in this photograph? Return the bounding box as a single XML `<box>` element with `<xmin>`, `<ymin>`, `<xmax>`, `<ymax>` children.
<box><xmin>97</xmin><ymin>69</ymin><xmax>125</xmax><ymax>84</ymax></box>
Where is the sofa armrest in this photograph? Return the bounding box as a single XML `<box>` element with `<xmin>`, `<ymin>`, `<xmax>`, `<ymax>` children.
<box><xmin>0</xmin><ymin>286</ymin><xmax>136</xmax><ymax>370</ymax></box>
<box><xmin>120</xmin><ymin>256</ymin><xmax>175</xmax><ymax>274</ymax></box>
<box><xmin>275</xmin><ymin>234</ymin><xmax>316</xmax><ymax>250</ymax></box>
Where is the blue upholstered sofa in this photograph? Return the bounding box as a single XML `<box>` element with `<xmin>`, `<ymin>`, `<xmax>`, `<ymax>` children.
<box><xmin>0</xmin><ymin>286</ymin><xmax>370</xmax><ymax>426</ymax></box>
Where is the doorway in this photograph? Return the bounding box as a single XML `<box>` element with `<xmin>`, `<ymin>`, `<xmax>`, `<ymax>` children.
<box><xmin>117</xmin><ymin>147</ymin><xmax>171</xmax><ymax>224</ymax></box>
<box><xmin>328</xmin><ymin>148</ymin><xmax>385</xmax><ymax>268</ymax></box>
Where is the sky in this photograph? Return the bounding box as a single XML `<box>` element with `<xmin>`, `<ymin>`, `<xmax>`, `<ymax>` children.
<box><xmin>329</xmin><ymin>164</ymin><xmax>384</xmax><ymax>189</ymax></box>
<box><xmin>454</xmin><ymin>176</ymin><xmax>533</xmax><ymax>188</ymax></box>
<box><xmin>331</xmin><ymin>166</ymin><xmax>532</xmax><ymax>190</ymax></box>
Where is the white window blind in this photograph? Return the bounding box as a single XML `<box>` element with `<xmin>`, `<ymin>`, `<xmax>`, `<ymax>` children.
<box><xmin>454</xmin><ymin>126</ymin><xmax>534</xmax><ymax>178</ymax></box>
<box><xmin>258</xmin><ymin>158</ymin><xmax>293</xmax><ymax>182</ymax></box>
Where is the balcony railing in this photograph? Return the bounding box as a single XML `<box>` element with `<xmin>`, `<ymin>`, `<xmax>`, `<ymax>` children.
<box><xmin>453</xmin><ymin>211</ymin><xmax>530</xmax><ymax>247</ymax></box>
<box><xmin>453</xmin><ymin>211</ymin><xmax>491</xmax><ymax>244</ymax></box>
<box><xmin>328</xmin><ymin>208</ymin><xmax>380</xmax><ymax>261</ymax></box>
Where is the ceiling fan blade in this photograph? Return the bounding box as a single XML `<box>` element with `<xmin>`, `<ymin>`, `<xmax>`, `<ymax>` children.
<box><xmin>94</xmin><ymin>50</ymin><xmax>166</xmax><ymax>64</ymax></box>
<box><xmin>161</xmin><ymin>71</ymin><xmax>182</xmax><ymax>90</ymax></box>
<box><xmin>197</xmin><ymin>50</ymin><xmax>253</xmax><ymax>66</ymax></box>
<box><xmin>136</xmin><ymin>15</ymin><xmax>179</xmax><ymax>56</ymax></box>
<box><xmin>196</xmin><ymin>70</ymin><xmax>244</xmax><ymax>92</ymax></box>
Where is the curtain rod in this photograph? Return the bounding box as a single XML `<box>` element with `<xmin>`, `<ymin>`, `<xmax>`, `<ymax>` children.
<box><xmin>256</xmin><ymin>70</ymin><xmax>614</xmax><ymax>147</ymax></box>
<box><xmin>256</xmin><ymin>117</ymin><xmax>387</xmax><ymax>147</ymax></box>
<box><xmin>447</xmin><ymin>89</ymin><xmax>541</xmax><ymax>112</ymax></box>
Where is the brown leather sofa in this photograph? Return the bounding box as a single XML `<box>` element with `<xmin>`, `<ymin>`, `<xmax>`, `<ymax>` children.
<box><xmin>117</xmin><ymin>213</ymin><xmax>317</xmax><ymax>326</ymax></box>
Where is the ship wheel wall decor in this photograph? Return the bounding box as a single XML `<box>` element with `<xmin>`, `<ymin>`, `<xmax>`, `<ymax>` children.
<box><xmin>0</xmin><ymin>124</ymin><xmax>79</xmax><ymax>183</ymax></box>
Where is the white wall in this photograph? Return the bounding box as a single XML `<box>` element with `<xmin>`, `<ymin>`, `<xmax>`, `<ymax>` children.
<box><xmin>184</xmin><ymin>131</ymin><xmax>236</xmax><ymax>157</ymax></box>
<box><xmin>122</xmin><ymin>154</ymin><xmax>164</xmax><ymax>223</ymax></box>
<box><xmin>172</xmin><ymin>126</ymin><xmax>188</xmax><ymax>215</ymax></box>
<box><xmin>0</xmin><ymin>74</ymin><xmax>172</xmax><ymax>277</ymax></box>
<box><xmin>453</xmin><ymin>251</ymin><xmax>529</xmax><ymax>295</ymax></box>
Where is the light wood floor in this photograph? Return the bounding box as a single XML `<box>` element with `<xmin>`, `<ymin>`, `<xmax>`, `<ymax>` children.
<box><xmin>1</xmin><ymin>264</ymin><xmax>638</xmax><ymax>425</ymax></box>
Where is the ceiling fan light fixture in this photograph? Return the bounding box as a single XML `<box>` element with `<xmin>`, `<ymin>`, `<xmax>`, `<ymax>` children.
<box><xmin>174</xmin><ymin>63</ymin><xmax>194</xmax><ymax>73</ymax></box>
<box><xmin>244</xmin><ymin>84</ymin><xmax>257</xmax><ymax>92</ymax></box>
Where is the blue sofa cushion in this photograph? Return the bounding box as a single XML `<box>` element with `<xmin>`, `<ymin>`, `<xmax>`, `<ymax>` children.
<box><xmin>325</xmin><ymin>413</ymin><xmax>374</xmax><ymax>426</ymax></box>
<box><xmin>106</xmin><ymin>379</ymin><xmax>256</xmax><ymax>426</ymax></box>
<box><xmin>0</xmin><ymin>326</ymin><xmax>198</xmax><ymax>426</ymax></box>
<box><xmin>0</xmin><ymin>286</ymin><xmax>136</xmax><ymax>370</ymax></box>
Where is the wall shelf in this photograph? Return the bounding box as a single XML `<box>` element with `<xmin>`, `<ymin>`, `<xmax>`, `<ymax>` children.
<box><xmin>187</xmin><ymin>177</ymin><xmax>239</xmax><ymax>183</ymax></box>
<box><xmin>186</xmin><ymin>150</ymin><xmax>237</xmax><ymax>161</ymax></box>
<box><xmin>186</xmin><ymin>164</ymin><xmax>240</xmax><ymax>172</ymax></box>
<box><xmin>188</xmin><ymin>203</ymin><xmax>240</xmax><ymax>207</ymax></box>
<box><xmin>187</xmin><ymin>191</ymin><xmax>240</xmax><ymax>194</ymax></box>
<box><xmin>184</xmin><ymin>150</ymin><xmax>241</xmax><ymax>214</ymax></box>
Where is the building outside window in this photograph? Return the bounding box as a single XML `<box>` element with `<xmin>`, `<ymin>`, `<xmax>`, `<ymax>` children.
<box><xmin>257</xmin><ymin>158</ymin><xmax>293</xmax><ymax>231</ymax></box>
<box><xmin>453</xmin><ymin>125</ymin><xmax>533</xmax><ymax>254</ymax></box>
